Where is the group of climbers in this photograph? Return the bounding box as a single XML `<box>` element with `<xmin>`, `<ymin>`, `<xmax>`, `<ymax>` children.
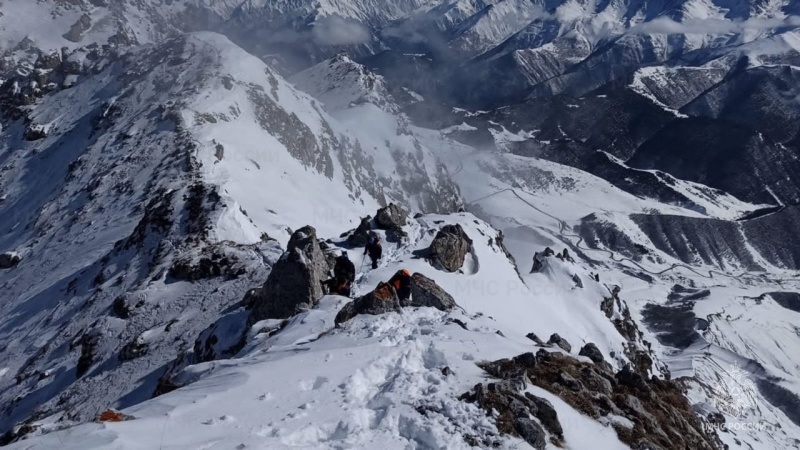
<box><xmin>322</xmin><ymin>231</ymin><xmax>412</xmax><ymax>300</ymax></box>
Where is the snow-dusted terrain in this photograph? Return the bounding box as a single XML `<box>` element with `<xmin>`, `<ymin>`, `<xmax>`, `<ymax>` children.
<box><xmin>2</xmin><ymin>0</ymin><xmax>800</xmax><ymax>449</ymax></box>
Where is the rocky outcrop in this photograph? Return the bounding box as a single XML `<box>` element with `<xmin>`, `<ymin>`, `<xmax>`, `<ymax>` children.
<box><xmin>375</xmin><ymin>203</ymin><xmax>408</xmax><ymax>231</ymax></box>
<box><xmin>547</xmin><ymin>333</ymin><xmax>571</xmax><ymax>353</ymax></box>
<box><xmin>407</xmin><ymin>273</ymin><xmax>458</xmax><ymax>310</ymax></box>
<box><xmin>579</xmin><ymin>343</ymin><xmax>606</xmax><ymax>365</ymax></box>
<box><xmin>429</xmin><ymin>224</ymin><xmax>473</xmax><ymax>272</ymax></box>
<box><xmin>335</xmin><ymin>282</ymin><xmax>402</xmax><ymax>324</ymax></box>
<box><xmin>556</xmin><ymin>248</ymin><xmax>574</xmax><ymax>262</ymax></box>
<box><xmin>336</xmin><ymin>274</ymin><xmax>459</xmax><ymax>323</ymax></box>
<box><xmin>250</xmin><ymin>226</ymin><xmax>328</xmax><ymax>322</ymax></box>
<box><xmin>526</xmin><ymin>332</ymin><xmax>546</xmax><ymax>346</ymax></box>
<box><xmin>0</xmin><ymin>252</ymin><xmax>21</xmax><ymax>269</ymax></box>
<box><xmin>168</xmin><ymin>244</ymin><xmax>249</xmax><ymax>282</ymax></box>
<box><xmin>193</xmin><ymin>311</ymin><xmax>249</xmax><ymax>364</ymax></box>
<box><xmin>460</xmin><ymin>354</ymin><xmax>564</xmax><ymax>449</ymax></box>
<box><xmin>530</xmin><ymin>247</ymin><xmax>555</xmax><ymax>273</ymax></box>
<box><xmin>345</xmin><ymin>216</ymin><xmax>372</xmax><ymax>247</ymax></box>
<box><xmin>475</xmin><ymin>350</ymin><xmax>722</xmax><ymax>450</ymax></box>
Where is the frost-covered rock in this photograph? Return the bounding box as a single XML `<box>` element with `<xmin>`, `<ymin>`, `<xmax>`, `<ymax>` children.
<box><xmin>429</xmin><ymin>224</ymin><xmax>472</xmax><ymax>272</ymax></box>
<box><xmin>250</xmin><ymin>226</ymin><xmax>328</xmax><ymax>322</ymax></box>
<box><xmin>374</xmin><ymin>203</ymin><xmax>408</xmax><ymax>233</ymax></box>
<box><xmin>335</xmin><ymin>282</ymin><xmax>402</xmax><ymax>324</ymax></box>
<box><xmin>477</xmin><ymin>350</ymin><xmax>721</xmax><ymax>450</ymax></box>
<box><xmin>407</xmin><ymin>272</ymin><xmax>458</xmax><ymax>310</ymax></box>
<box><xmin>547</xmin><ymin>333</ymin><xmax>571</xmax><ymax>353</ymax></box>
<box><xmin>0</xmin><ymin>252</ymin><xmax>20</xmax><ymax>269</ymax></box>
<box><xmin>578</xmin><ymin>343</ymin><xmax>606</xmax><ymax>365</ymax></box>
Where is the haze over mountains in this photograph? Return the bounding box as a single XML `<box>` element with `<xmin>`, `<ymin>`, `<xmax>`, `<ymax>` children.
<box><xmin>1</xmin><ymin>1</ymin><xmax>800</xmax><ymax>448</ymax></box>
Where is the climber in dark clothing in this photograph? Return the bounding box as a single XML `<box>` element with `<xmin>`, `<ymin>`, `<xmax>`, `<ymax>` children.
<box><xmin>389</xmin><ymin>269</ymin><xmax>413</xmax><ymax>301</ymax></box>
<box><xmin>324</xmin><ymin>251</ymin><xmax>356</xmax><ymax>297</ymax></box>
<box><xmin>364</xmin><ymin>232</ymin><xmax>383</xmax><ymax>270</ymax></box>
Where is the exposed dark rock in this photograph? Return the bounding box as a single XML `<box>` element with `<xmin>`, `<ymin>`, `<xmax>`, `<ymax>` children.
<box><xmin>530</xmin><ymin>253</ymin><xmax>543</xmax><ymax>273</ymax></box>
<box><xmin>514</xmin><ymin>418</ymin><xmax>547</xmax><ymax>450</ymax></box>
<box><xmin>474</xmin><ymin>350</ymin><xmax>721</xmax><ymax>450</ymax></box>
<box><xmin>193</xmin><ymin>311</ymin><xmax>249</xmax><ymax>364</ymax></box>
<box><xmin>526</xmin><ymin>332</ymin><xmax>546</xmax><ymax>346</ymax></box>
<box><xmin>407</xmin><ymin>273</ymin><xmax>458</xmax><ymax>310</ymax></box>
<box><xmin>76</xmin><ymin>331</ymin><xmax>99</xmax><ymax>379</ymax></box>
<box><xmin>345</xmin><ymin>216</ymin><xmax>372</xmax><ymax>247</ymax></box>
<box><xmin>493</xmin><ymin>230</ymin><xmax>518</xmax><ymax>268</ymax></box>
<box><xmin>0</xmin><ymin>252</ymin><xmax>21</xmax><ymax>269</ymax></box>
<box><xmin>579</xmin><ymin>343</ymin><xmax>605</xmax><ymax>365</ymax></box>
<box><xmin>112</xmin><ymin>296</ymin><xmax>132</xmax><ymax>319</ymax></box>
<box><xmin>556</xmin><ymin>248</ymin><xmax>574</xmax><ymax>263</ymax></box>
<box><xmin>524</xmin><ymin>392</ymin><xmax>564</xmax><ymax>439</ymax></box>
<box><xmin>547</xmin><ymin>333</ymin><xmax>571</xmax><ymax>353</ymax></box>
<box><xmin>0</xmin><ymin>423</ymin><xmax>39</xmax><ymax>446</ymax></box>
<box><xmin>572</xmin><ymin>274</ymin><xmax>583</xmax><ymax>288</ymax></box>
<box><xmin>168</xmin><ymin>245</ymin><xmax>248</xmax><ymax>282</ymax></box>
<box><xmin>250</xmin><ymin>226</ymin><xmax>328</xmax><ymax>322</ymax></box>
<box><xmin>335</xmin><ymin>282</ymin><xmax>402</xmax><ymax>324</ymax></box>
<box><xmin>615</xmin><ymin>365</ymin><xmax>650</xmax><ymax>392</ymax></box>
<box><xmin>768</xmin><ymin>292</ymin><xmax>800</xmax><ymax>313</ymax></box>
<box><xmin>152</xmin><ymin>352</ymin><xmax>192</xmax><ymax>398</ymax></box>
<box><xmin>641</xmin><ymin>303</ymin><xmax>700</xmax><ymax>349</ymax></box>
<box><xmin>601</xmin><ymin>297</ymin><xmax>614</xmax><ymax>318</ymax></box>
<box><xmin>374</xmin><ymin>203</ymin><xmax>408</xmax><ymax>234</ymax></box>
<box><xmin>119</xmin><ymin>339</ymin><xmax>147</xmax><ymax>362</ymax></box>
<box><xmin>429</xmin><ymin>224</ymin><xmax>473</xmax><ymax>272</ymax></box>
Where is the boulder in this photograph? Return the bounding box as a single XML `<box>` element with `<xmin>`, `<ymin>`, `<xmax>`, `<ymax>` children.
<box><xmin>556</xmin><ymin>248</ymin><xmax>575</xmax><ymax>262</ymax></box>
<box><xmin>547</xmin><ymin>333</ymin><xmax>572</xmax><ymax>353</ymax></box>
<box><xmin>514</xmin><ymin>418</ymin><xmax>547</xmax><ymax>450</ymax></box>
<box><xmin>572</xmin><ymin>274</ymin><xmax>583</xmax><ymax>288</ymax></box>
<box><xmin>0</xmin><ymin>252</ymin><xmax>21</xmax><ymax>269</ymax></box>
<box><xmin>526</xmin><ymin>332</ymin><xmax>546</xmax><ymax>346</ymax></box>
<box><xmin>345</xmin><ymin>216</ymin><xmax>372</xmax><ymax>247</ymax></box>
<box><xmin>407</xmin><ymin>273</ymin><xmax>458</xmax><ymax>310</ymax></box>
<box><xmin>579</xmin><ymin>343</ymin><xmax>606</xmax><ymax>365</ymax></box>
<box><xmin>335</xmin><ymin>282</ymin><xmax>402</xmax><ymax>324</ymax></box>
<box><xmin>429</xmin><ymin>224</ymin><xmax>473</xmax><ymax>272</ymax></box>
<box><xmin>250</xmin><ymin>226</ymin><xmax>328</xmax><ymax>322</ymax></box>
<box><xmin>374</xmin><ymin>203</ymin><xmax>408</xmax><ymax>231</ymax></box>
<box><xmin>530</xmin><ymin>253</ymin><xmax>543</xmax><ymax>273</ymax></box>
<box><xmin>524</xmin><ymin>393</ymin><xmax>564</xmax><ymax>439</ymax></box>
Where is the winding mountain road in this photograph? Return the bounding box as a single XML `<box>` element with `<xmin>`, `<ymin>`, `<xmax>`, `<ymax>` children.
<box><xmin>467</xmin><ymin>187</ymin><xmax>800</xmax><ymax>286</ymax></box>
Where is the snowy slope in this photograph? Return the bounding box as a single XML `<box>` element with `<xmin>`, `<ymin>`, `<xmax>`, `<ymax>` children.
<box><xmin>6</xmin><ymin>213</ymin><xmax>645</xmax><ymax>449</ymax></box>
<box><xmin>290</xmin><ymin>55</ymin><xmax>462</xmax><ymax>215</ymax></box>
<box><xmin>0</xmin><ymin>31</ymin><xmax>461</xmax><ymax>435</ymax></box>
<box><xmin>2</xmin><ymin>0</ymin><xmax>800</xmax><ymax>449</ymax></box>
<box><xmin>413</xmin><ymin>133</ymin><xmax>800</xmax><ymax>449</ymax></box>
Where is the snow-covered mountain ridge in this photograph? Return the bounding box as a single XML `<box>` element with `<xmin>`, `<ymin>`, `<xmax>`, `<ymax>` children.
<box><xmin>2</xmin><ymin>0</ymin><xmax>800</xmax><ymax>449</ymax></box>
<box><xmin>0</xmin><ymin>31</ymin><xmax>461</xmax><ymax>440</ymax></box>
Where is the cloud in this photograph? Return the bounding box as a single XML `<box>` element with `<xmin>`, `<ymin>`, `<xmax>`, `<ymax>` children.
<box><xmin>312</xmin><ymin>15</ymin><xmax>371</xmax><ymax>46</ymax></box>
<box><xmin>628</xmin><ymin>16</ymin><xmax>800</xmax><ymax>35</ymax></box>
